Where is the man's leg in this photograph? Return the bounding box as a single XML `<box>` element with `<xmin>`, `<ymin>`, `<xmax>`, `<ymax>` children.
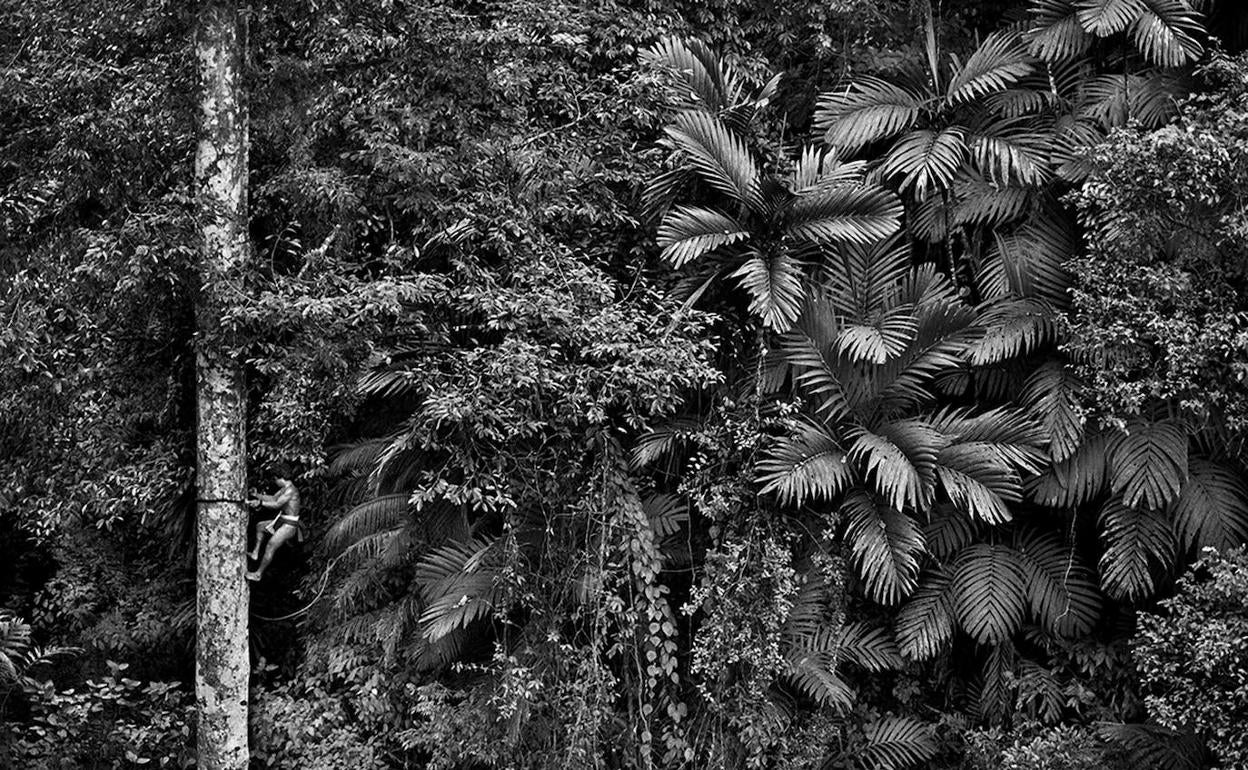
<box><xmin>246</xmin><ymin>526</ymin><xmax>295</xmax><ymax>581</ymax></box>
<box><xmin>247</xmin><ymin>520</ymin><xmax>269</xmax><ymax>562</ymax></box>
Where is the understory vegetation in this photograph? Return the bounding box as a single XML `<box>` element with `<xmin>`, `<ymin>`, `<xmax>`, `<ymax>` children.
<box><xmin>3</xmin><ymin>0</ymin><xmax>1248</xmax><ymax>767</ymax></box>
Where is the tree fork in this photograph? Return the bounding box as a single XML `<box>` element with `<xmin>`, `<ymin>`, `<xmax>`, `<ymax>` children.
<box><xmin>194</xmin><ymin>1</ymin><xmax>250</xmax><ymax>767</ymax></box>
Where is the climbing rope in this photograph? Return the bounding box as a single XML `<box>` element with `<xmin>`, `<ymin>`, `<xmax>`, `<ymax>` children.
<box><xmin>250</xmin><ymin>554</ymin><xmax>344</xmax><ymax>623</ymax></box>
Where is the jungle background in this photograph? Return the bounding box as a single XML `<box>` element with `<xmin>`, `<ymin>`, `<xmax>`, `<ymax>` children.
<box><xmin>4</xmin><ymin>0</ymin><xmax>1248</xmax><ymax>767</ymax></box>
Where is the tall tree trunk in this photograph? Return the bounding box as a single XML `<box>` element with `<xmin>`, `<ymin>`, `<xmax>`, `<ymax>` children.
<box><xmin>194</xmin><ymin>1</ymin><xmax>249</xmax><ymax>767</ymax></box>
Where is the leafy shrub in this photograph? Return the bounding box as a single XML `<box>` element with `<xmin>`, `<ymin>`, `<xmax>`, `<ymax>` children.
<box><xmin>251</xmin><ymin>679</ymin><xmax>389</xmax><ymax>769</ymax></box>
<box><xmin>5</xmin><ymin>661</ymin><xmax>193</xmax><ymax>769</ymax></box>
<box><xmin>1134</xmin><ymin>547</ymin><xmax>1248</xmax><ymax>766</ymax></box>
<box><xmin>963</xmin><ymin>725</ymin><xmax>1127</xmax><ymax>770</ymax></box>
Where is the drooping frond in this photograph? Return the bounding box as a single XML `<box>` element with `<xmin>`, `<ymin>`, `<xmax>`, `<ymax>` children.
<box><xmin>976</xmin><ymin>641</ymin><xmax>1017</xmax><ymax>724</ymax></box>
<box><xmin>645</xmin><ymin>37</ymin><xmax>743</xmax><ymax>112</ymax></box>
<box><xmin>924</xmin><ymin>505</ymin><xmax>979</xmax><ymax>559</ymax></box>
<box><xmin>946</xmin><ymin>31</ymin><xmax>1034</xmax><ymax>106</ymax></box>
<box><xmin>1080</xmin><ymin>71</ymin><xmax>1186</xmax><ymax>128</ymax></box>
<box><xmin>1021</xmin><ymin>359</ymin><xmax>1084</xmax><ymax>463</ymax></box>
<box><xmin>326</xmin><ymin>494</ymin><xmax>412</xmax><ymax>553</ymax></box>
<box><xmin>656</xmin><ymin>205</ymin><xmax>749</xmax><ymax>267</ymax></box>
<box><xmin>1027</xmin><ymin>0</ymin><xmax>1093</xmax><ymax>62</ymax></box>
<box><xmin>950</xmin><ymin>172</ymin><xmax>1032</xmax><ymax>228</ymax></box>
<box><xmin>784</xmin><ymin>185</ymin><xmax>904</xmax><ymax>246</ymax></box>
<box><xmin>1030</xmin><ymin>430</ymin><xmax>1112</xmax><ymax>508</ymax></box>
<box><xmin>1130</xmin><ymin>0</ymin><xmax>1204</xmax><ymax>67</ymax></box>
<box><xmin>977</xmin><ymin>207</ymin><xmax>1075</xmax><ymax>306</ymax></box>
<box><xmin>838</xmin><ymin>622</ymin><xmax>905</xmax><ymax>671</ymax></box>
<box><xmin>821</xmin><ymin>235</ymin><xmax>913</xmax><ymax>321</ymax></box>
<box><xmin>854</xmin><ymin>716</ymin><xmax>939</xmax><ymax>770</ymax></box>
<box><xmin>643</xmin><ymin>493</ymin><xmax>690</xmax><ymax>539</ymax></box>
<box><xmin>791</xmin><ymin>145</ymin><xmax>870</xmax><ymax>194</ymax></box>
<box><xmin>780</xmin><ymin>319</ymin><xmax>852</xmax><ymax>421</ymax></box>
<box><xmin>835</xmin><ymin>305</ymin><xmax>919</xmax><ymax>365</ymax></box>
<box><xmin>1097</xmin><ymin>723</ymin><xmax>1209</xmax><ymax>770</ymax></box>
<box><xmin>843</xmin><ymin>490</ymin><xmax>925</xmax><ymax>605</ymax></box>
<box><xmin>665</xmin><ymin>111</ymin><xmax>763</xmax><ymax>210</ymax></box>
<box><xmin>757</xmin><ymin>419</ymin><xmax>852</xmax><ymax>507</ymax></box>
<box><xmin>879</xmin><ymin>128</ymin><xmax>968</xmax><ymax>198</ymax></box>
<box><xmin>895</xmin><ymin>569</ymin><xmax>956</xmax><ymax>660</ymax></box>
<box><xmin>1078</xmin><ymin>0</ymin><xmax>1148</xmax><ymax>36</ymax></box>
<box><xmin>848</xmin><ymin>426</ymin><xmax>936</xmax><ymax>512</ymax></box>
<box><xmin>968</xmin><ymin>121</ymin><xmax>1052</xmax><ymax>186</ymax></box>
<box><xmin>1098</xmin><ymin>499</ymin><xmax>1175</xmax><ymax>601</ymax></box>
<box><xmin>415</xmin><ymin>537</ymin><xmax>502</xmax><ymax>641</ymax></box>
<box><xmin>1109</xmin><ymin>419</ymin><xmax>1188</xmax><ymax>510</ymax></box>
<box><xmin>952</xmin><ymin>544</ymin><xmax>1027</xmax><ymax>644</ymax></box>
<box><xmin>1169</xmin><ymin>458</ymin><xmax>1248</xmax><ymax>551</ymax></box>
<box><xmin>1015</xmin><ymin>528</ymin><xmax>1102</xmax><ymax>636</ymax></box>
<box><xmin>631</xmin><ymin>417</ymin><xmax>703</xmax><ymax>469</ymax></box>
<box><xmin>731</xmin><ymin>250</ymin><xmax>807</xmax><ymax>332</ymax></box>
<box><xmin>936</xmin><ymin>459</ymin><xmax>1016</xmax><ymax>524</ymax></box>
<box><xmin>965</xmin><ymin>298</ymin><xmax>1057</xmax><ymax>366</ymax></box>
<box><xmin>814</xmin><ymin>77</ymin><xmax>925</xmax><ymax>152</ymax></box>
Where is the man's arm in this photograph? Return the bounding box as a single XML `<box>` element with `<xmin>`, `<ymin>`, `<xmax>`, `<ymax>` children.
<box><xmin>250</xmin><ymin>488</ymin><xmax>293</xmax><ymax>510</ymax></box>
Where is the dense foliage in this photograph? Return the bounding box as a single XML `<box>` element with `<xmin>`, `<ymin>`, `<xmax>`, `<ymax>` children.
<box><xmin>3</xmin><ymin>0</ymin><xmax>1248</xmax><ymax>767</ymax></box>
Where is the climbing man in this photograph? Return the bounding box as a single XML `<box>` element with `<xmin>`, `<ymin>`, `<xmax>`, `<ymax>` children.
<box><xmin>245</xmin><ymin>465</ymin><xmax>302</xmax><ymax>582</ymax></box>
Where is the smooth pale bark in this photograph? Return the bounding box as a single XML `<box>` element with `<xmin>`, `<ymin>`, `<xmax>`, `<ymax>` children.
<box><xmin>194</xmin><ymin>2</ymin><xmax>249</xmax><ymax>767</ymax></box>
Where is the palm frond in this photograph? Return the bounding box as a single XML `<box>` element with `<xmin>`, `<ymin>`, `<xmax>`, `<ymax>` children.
<box><xmin>849</xmin><ymin>426</ymin><xmax>936</xmax><ymax>512</ymax></box>
<box><xmin>784</xmin><ymin>184</ymin><xmax>904</xmax><ymax>246</ymax></box>
<box><xmin>843</xmin><ymin>490</ymin><xmax>925</xmax><ymax>605</ymax></box>
<box><xmin>951</xmin><ymin>172</ymin><xmax>1032</xmax><ymax>228</ymax></box>
<box><xmin>1109</xmin><ymin>419</ymin><xmax>1188</xmax><ymax>510</ymax></box>
<box><xmin>966</xmin><ymin>298</ymin><xmax>1057</xmax><ymax>366</ymax></box>
<box><xmin>731</xmin><ymin>249</ymin><xmax>807</xmax><ymax>332</ymax></box>
<box><xmin>645</xmin><ymin>37</ymin><xmax>743</xmax><ymax>112</ymax></box>
<box><xmin>415</xmin><ymin>536</ymin><xmax>502</xmax><ymax>641</ymax></box>
<box><xmin>946</xmin><ymin>31</ymin><xmax>1034</xmax><ymax>105</ymax></box>
<box><xmin>326</xmin><ymin>494</ymin><xmax>412</xmax><ymax>553</ymax></box>
<box><xmin>757</xmin><ymin>419</ymin><xmax>852</xmax><ymax>507</ymax></box>
<box><xmin>924</xmin><ymin>505</ymin><xmax>979</xmax><ymax>559</ymax></box>
<box><xmin>631</xmin><ymin>417</ymin><xmax>703</xmax><ymax>470</ymax></box>
<box><xmin>836</xmin><ymin>305</ymin><xmax>919</xmax><ymax>365</ymax></box>
<box><xmin>665</xmin><ymin>110</ymin><xmax>763</xmax><ymax>210</ymax></box>
<box><xmin>791</xmin><ymin>145</ymin><xmax>870</xmax><ymax>194</ymax></box>
<box><xmin>780</xmin><ymin>322</ymin><xmax>853</xmax><ymax>421</ymax></box>
<box><xmin>1015</xmin><ymin>528</ymin><xmax>1102</xmax><ymax>636</ymax></box>
<box><xmin>854</xmin><ymin>716</ymin><xmax>938</xmax><ymax>770</ymax></box>
<box><xmin>1027</xmin><ymin>0</ymin><xmax>1093</xmax><ymax>61</ymax></box>
<box><xmin>643</xmin><ymin>493</ymin><xmax>689</xmax><ymax>539</ymax></box>
<box><xmin>821</xmin><ymin>235</ymin><xmax>913</xmax><ymax>321</ymax></box>
<box><xmin>1030</xmin><ymin>430</ymin><xmax>1112</xmax><ymax>508</ymax></box>
<box><xmin>1130</xmin><ymin>0</ymin><xmax>1204</xmax><ymax>67</ymax></box>
<box><xmin>1078</xmin><ymin>0</ymin><xmax>1148</xmax><ymax>36</ymax></box>
<box><xmin>1169</xmin><ymin>458</ymin><xmax>1248</xmax><ymax>551</ymax></box>
<box><xmin>977</xmin><ymin>208</ymin><xmax>1076</xmax><ymax>306</ymax></box>
<box><xmin>880</xmin><ymin>128</ymin><xmax>968</xmax><ymax>198</ymax></box>
<box><xmin>1098</xmin><ymin>498</ymin><xmax>1175</xmax><ymax>601</ymax></box>
<box><xmin>814</xmin><ymin>77</ymin><xmax>925</xmax><ymax>152</ymax></box>
<box><xmin>968</xmin><ymin>121</ymin><xmax>1053</xmax><ymax>186</ymax></box>
<box><xmin>656</xmin><ymin>205</ymin><xmax>750</xmax><ymax>267</ymax></box>
<box><xmin>895</xmin><ymin>569</ymin><xmax>956</xmax><ymax>660</ymax></box>
<box><xmin>1097</xmin><ymin>722</ymin><xmax>1208</xmax><ymax>770</ymax></box>
<box><xmin>953</xmin><ymin>544</ymin><xmax>1027</xmax><ymax>644</ymax></box>
<box><xmin>1021</xmin><ymin>359</ymin><xmax>1084</xmax><ymax>462</ymax></box>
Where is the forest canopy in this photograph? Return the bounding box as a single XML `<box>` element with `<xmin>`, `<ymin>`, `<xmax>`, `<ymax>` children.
<box><xmin>3</xmin><ymin>0</ymin><xmax>1248</xmax><ymax>767</ymax></box>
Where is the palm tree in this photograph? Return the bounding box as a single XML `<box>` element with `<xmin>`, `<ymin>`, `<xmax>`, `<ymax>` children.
<box><xmin>647</xmin><ymin>38</ymin><xmax>904</xmax><ymax>333</ymax></box>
